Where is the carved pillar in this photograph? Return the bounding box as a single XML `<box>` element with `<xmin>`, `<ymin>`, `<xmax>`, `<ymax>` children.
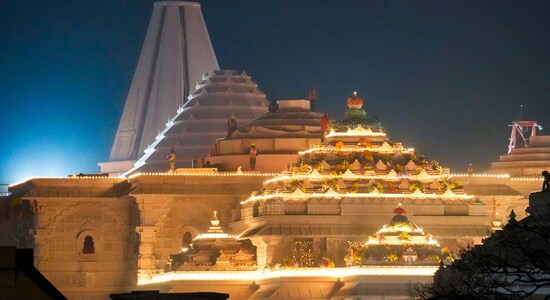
<box><xmin>250</xmin><ymin>237</ymin><xmax>267</xmax><ymax>267</ymax></box>
<box><xmin>250</xmin><ymin>236</ymin><xmax>283</xmax><ymax>267</ymax></box>
<box><xmin>136</xmin><ymin>226</ymin><xmax>158</xmax><ymax>280</ymax></box>
<box><xmin>314</xmin><ymin>237</ymin><xmax>327</xmax><ymax>260</ymax></box>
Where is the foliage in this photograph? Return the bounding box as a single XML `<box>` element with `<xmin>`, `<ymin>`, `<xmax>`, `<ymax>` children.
<box><xmin>299</xmin><ymin>163</ymin><xmax>312</xmax><ymax>173</ymax></box>
<box><xmin>387</xmin><ymin>253</ymin><xmax>399</xmax><ymax>262</ymax></box>
<box><xmin>350</xmin><ymin>181</ymin><xmax>360</xmax><ymax>193</ymax></box>
<box><xmin>409</xmin><ymin>182</ymin><xmax>425</xmax><ymax>192</ymax></box>
<box><xmin>369</xmin><ymin>181</ymin><xmax>384</xmax><ymax>193</ymax></box>
<box><xmin>319</xmin><ymin>257</ymin><xmax>335</xmax><ymax>268</ymax></box>
<box><xmin>415</xmin><ymin>211</ymin><xmax>550</xmax><ymax>299</ymax></box>
<box><xmin>323</xmin><ymin>178</ymin><xmax>340</xmax><ymax>192</ymax></box>
<box><xmin>287</xmin><ymin>179</ymin><xmax>305</xmax><ymax>192</ymax></box>
<box><xmin>398</xmin><ymin>232</ymin><xmax>411</xmax><ymax>241</ymax></box>
<box><xmin>439</xmin><ymin>178</ymin><xmax>462</xmax><ymax>191</ymax></box>
<box><xmin>430</xmin><ymin>160</ymin><xmax>441</xmax><ymax>171</ymax></box>
<box><xmin>331</xmin><ymin>116</ymin><xmax>382</xmax><ymax>131</ymax></box>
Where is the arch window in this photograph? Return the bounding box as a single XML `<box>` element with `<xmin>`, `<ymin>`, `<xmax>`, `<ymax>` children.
<box><xmin>82</xmin><ymin>235</ymin><xmax>95</xmax><ymax>254</ymax></box>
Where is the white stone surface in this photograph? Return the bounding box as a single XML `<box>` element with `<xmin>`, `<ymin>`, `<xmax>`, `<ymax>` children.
<box><xmin>107</xmin><ymin>2</ymin><xmax>219</xmax><ymax>168</ymax></box>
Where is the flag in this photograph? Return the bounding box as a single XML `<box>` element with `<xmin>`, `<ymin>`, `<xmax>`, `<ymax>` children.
<box><xmin>308</xmin><ymin>87</ymin><xmax>318</xmax><ymax>102</ymax></box>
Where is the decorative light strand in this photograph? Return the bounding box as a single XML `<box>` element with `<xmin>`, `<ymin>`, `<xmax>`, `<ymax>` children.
<box><xmin>8</xmin><ymin>176</ymin><xmax>124</xmax><ymax>188</ymax></box>
<box><xmin>264</xmin><ymin>173</ymin><xmax>448</xmax><ymax>184</ymax></box>
<box><xmin>299</xmin><ymin>146</ymin><xmax>415</xmax><ymax>155</ymax></box>
<box><xmin>450</xmin><ymin>174</ymin><xmax>510</xmax><ymax>178</ymax></box>
<box><xmin>128</xmin><ymin>172</ymin><xmax>280</xmax><ymax>179</ymax></box>
<box><xmin>138</xmin><ymin>266</ymin><xmax>438</xmax><ymax>285</ymax></box>
<box><xmin>240</xmin><ymin>190</ymin><xmax>474</xmax><ymax>205</ymax></box>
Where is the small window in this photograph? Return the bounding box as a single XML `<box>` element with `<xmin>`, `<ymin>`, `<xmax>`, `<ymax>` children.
<box><xmin>82</xmin><ymin>236</ymin><xmax>95</xmax><ymax>254</ymax></box>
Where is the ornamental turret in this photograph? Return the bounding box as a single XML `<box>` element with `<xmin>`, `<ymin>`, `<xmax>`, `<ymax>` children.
<box><xmin>168</xmin><ymin>211</ymin><xmax>256</xmax><ymax>271</ymax></box>
<box><xmin>345</xmin><ymin>205</ymin><xmax>449</xmax><ymax>266</ymax></box>
<box><xmin>345</xmin><ymin>91</ymin><xmax>367</xmax><ymax>121</ymax></box>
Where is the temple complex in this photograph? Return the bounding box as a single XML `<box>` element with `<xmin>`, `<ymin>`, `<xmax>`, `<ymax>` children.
<box><xmin>229</xmin><ymin>93</ymin><xmax>489</xmax><ymax>272</ymax></box>
<box><xmin>0</xmin><ymin>91</ymin><xmax>541</xmax><ymax>299</ymax></box>
<box><xmin>1</xmin><ymin>1</ymin><xmax>547</xmax><ymax>299</ymax></box>
<box><xmin>0</xmin><ymin>92</ymin><xmax>544</xmax><ymax>299</ymax></box>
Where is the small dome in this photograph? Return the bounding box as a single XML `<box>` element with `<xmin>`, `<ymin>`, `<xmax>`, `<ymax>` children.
<box><xmin>390</xmin><ymin>214</ymin><xmax>409</xmax><ymax>224</ymax></box>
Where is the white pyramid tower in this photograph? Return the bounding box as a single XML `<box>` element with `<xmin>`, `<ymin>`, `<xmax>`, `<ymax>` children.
<box><xmin>100</xmin><ymin>2</ymin><xmax>219</xmax><ymax>174</ymax></box>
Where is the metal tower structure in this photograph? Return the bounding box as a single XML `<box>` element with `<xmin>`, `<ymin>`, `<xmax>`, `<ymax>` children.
<box><xmin>507</xmin><ymin>120</ymin><xmax>543</xmax><ymax>154</ymax></box>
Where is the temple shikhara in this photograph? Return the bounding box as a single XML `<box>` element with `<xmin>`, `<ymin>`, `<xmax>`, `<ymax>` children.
<box><xmin>1</xmin><ymin>1</ymin><xmax>548</xmax><ymax>300</ymax></box>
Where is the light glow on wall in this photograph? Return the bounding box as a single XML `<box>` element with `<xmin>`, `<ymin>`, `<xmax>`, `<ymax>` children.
<box><xmin>325</xmin><ymin>125</ymin><xmax>387</xmax><ymax>138</ymax></box>
<box><xmin>137</xmin><ymin>265</ymin><xmax>438</xmax><ymax>285</ymax></box>
<box><xmin>264</xmin><ymin>172</ymin><xmax>448</xmax><ymax>184</ymax></box>
<box><xmin>450</xmin><ymin>173</ymin><xmax>510</xmax><ymax>178</ymax></box>
<box><xmin>299</xmin><ymin>145</ymin><xmax>415</xmax><ymax>155</ymax></box>
<box><xmin>240</xmin><ymin>189</ymin><xmax>474</xmax><ymax>205</ymax></box>
<box><xmin>127</xmin><ymin>172</ymin><xmax>280</xmax><ymax>179</ymax></box>
<box><xmin>194</xmin><ymin>233</ymin><xmax>239</xmax><ymax>240</ymax></box>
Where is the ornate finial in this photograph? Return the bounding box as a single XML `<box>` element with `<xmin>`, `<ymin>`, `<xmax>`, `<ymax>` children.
<box><xmin>509</xmin><ymin>209</ymin><xmax>516</xmax><ymax>223</ymax></box>
<box><xmin>345</xmin><ymin>92</ymin><xmax>366</xmax><ymax>121</ymax></box>
<box><xmin>393</xmin><ymin>205</ymin><xmax>407</xmax><ymax>215</ymax></box>
<box><xmin>213</xmin><ymin>210</ymin><xmax>218</xmax><ymax>220</ymax></box>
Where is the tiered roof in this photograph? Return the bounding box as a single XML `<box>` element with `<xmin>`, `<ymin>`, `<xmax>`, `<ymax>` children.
<box><xmin>236</xmin><ymin>93</ymin><xmax>488</xmax><ymax>241</ymax></box>
<box><xmin>491</xmin><ymin>135</ymin><xmax>550</xmax><ymax>176</ymax></box>
<box><xmin>125</xmin><ymin>70</ymin><xmax>268</xmax><ymax>174</ymax></box>
<box><xmin>345</xmin><ymin>205</ymin><xmax>444</xmax><ymax>266</ymax></box>
<box><xmin>231</xmin><ymin>100</ymin><xmax>323</xmax><ymax>139</ymax></box>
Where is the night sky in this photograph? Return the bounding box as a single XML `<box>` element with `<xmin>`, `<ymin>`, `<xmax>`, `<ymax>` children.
<box><xmin>1</xmin><ymin>0</ymin><xmax>549</xmax><ymax>185</ymax></box>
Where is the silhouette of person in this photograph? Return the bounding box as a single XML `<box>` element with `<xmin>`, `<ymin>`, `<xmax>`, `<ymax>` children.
<box><xmin>227</xmin><ymin>115</ymin><xmax>237</xmax><ymax>139</ymax></box>
<box><xmin>320</xmin><ymin>113</ymin><xmax>330</xmax><ymax>142</ymax></box>
<box><xmin>168</xmin><ymin>148</ymin><xmax>176</xmax><ymax>172</ymax></box>
<box><xmin>249</xmin><ymin>143</ymin><xmax>258</xmax><ymax>171</ymax></box>
<box><xmin>268</xmin><ymin>101</ymin><xmax>279</xmax><ymax>113</ymax></box>
<box><xmin>542</xmin><ymin>171</ymin><xmax>550</xmax><ymax>192</ymax></box>
<box><xmin>308</xmin><ymin>87</ymin><xmax>318</xmax><ymax>111</ymax></box>
<box><xmin>467</xmin><ymin>163</ymin><xmax>474</xmax><ymax>176</ymax></box>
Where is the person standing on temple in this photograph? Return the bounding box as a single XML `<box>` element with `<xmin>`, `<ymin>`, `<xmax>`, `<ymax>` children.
<box><xmin>542</xmin><ymin>171</ymin><xmax>550</xmax><ymax>192</ymax></box>
<box><xmin>320</xmin><ymin>112</ymin><xmax>330</xmax><ymax>142</ymax></box>
<box><xmin>168</xmin><ymin>148</ymin><xmax>176</xmax><ymax>172</ymax></box>
<box><xmin>268</xmin><ymin>101</ymin><xmax>279</xmax><ymax>113</ymax></box>
<box><xmin>227</xmin><ymin>115</ymin><xmax>237</xmax><ymax>139</ymax></box>
<box><xmin>308</xmin><ymin>86</ymin><xmax>318</xmax><ymax>111</ymax></box>
<box><xmin>467</xmin><ymin>163</ymin><xmax>474</xmax><ymax>176</ymax></box>
<box><xmin>249</xmin><ymin>143</ymin><xmax>258</xmax><ymax>171</ymax></box>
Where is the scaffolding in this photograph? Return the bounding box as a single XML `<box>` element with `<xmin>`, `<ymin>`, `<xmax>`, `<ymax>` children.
<box><xmin>508</xmin><ymin>121</ymin><xmax>543</xmax><ymax>154</ymax></box>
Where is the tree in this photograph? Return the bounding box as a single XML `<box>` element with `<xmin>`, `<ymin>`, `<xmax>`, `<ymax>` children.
<box><xmin>415</xmin><ymin>207</ymin><xmax>550</xmax><ymax>299</ymax></box>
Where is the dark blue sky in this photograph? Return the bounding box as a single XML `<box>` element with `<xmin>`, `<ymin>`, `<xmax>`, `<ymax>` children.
<box><xmin>1</xmin><ymin>0</ymin><xmax>549</xmax><ymax>185</ymax></box>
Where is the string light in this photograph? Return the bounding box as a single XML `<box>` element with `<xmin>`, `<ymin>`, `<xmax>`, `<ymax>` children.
<box><xmin>240</xmin><ymin>190</ymin><xmax>474</xmax><ymax>205</ymax></box>
<box><xmin>138</xmin><ymin>266</ymin><xmax>438</xmax><ymax>285</ymax></box>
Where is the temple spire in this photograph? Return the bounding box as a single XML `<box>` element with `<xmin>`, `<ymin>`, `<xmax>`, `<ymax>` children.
<box><xmin>101</xmin><ymin>1</ymin><xmax>219</xmax><ymax>174</ymax></box>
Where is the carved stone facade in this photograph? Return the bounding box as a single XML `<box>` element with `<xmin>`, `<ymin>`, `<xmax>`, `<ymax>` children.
<box><xmin>0</xmin><ymin>173</ymin><xmax>540</xmax><ymax>299</ymax></box>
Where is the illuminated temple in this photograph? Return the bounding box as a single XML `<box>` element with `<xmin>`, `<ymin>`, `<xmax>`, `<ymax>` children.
<box><xmin>1</xmin><ymin>92</ymin><xmax>542</xmax><ymax>299</ymax></box>
<box><xmin>0</xmin><ymin>1</ymin><xmax>546</xmax><ymax>299</ymax></box>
